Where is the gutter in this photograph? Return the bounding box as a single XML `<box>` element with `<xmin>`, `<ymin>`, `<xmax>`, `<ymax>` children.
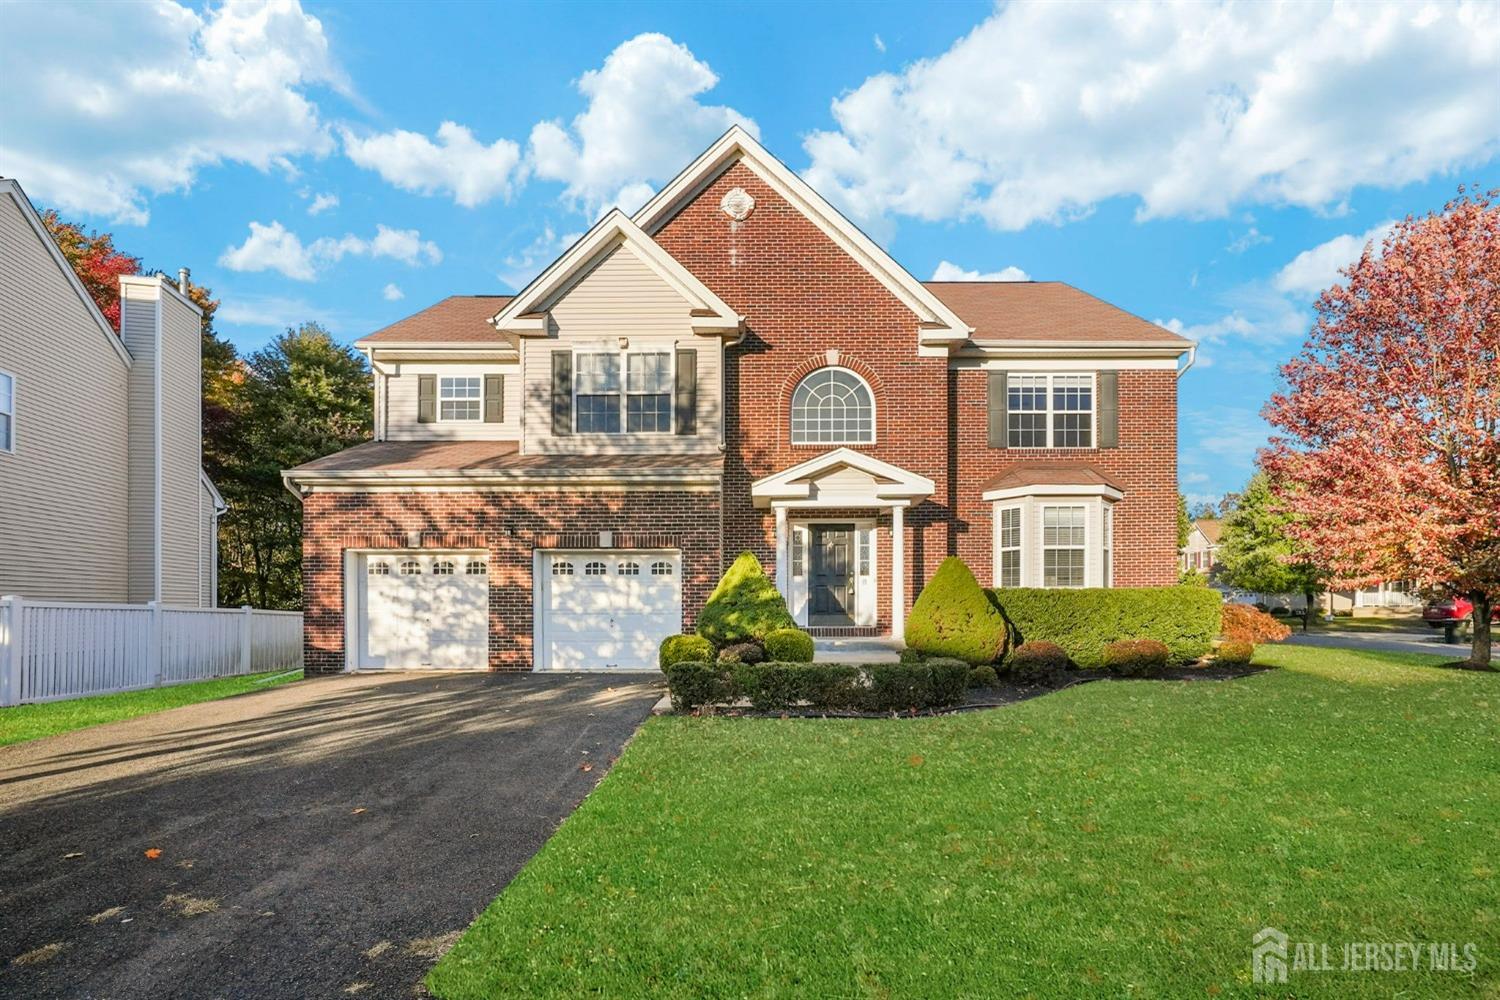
<box><xmin>1177</xmin><ymin>343</ymin><xmax>1197</xmax><ymax>380</ymax></box>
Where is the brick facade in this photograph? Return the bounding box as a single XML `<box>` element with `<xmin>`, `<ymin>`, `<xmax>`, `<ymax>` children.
<box><xmin>301</xmin><ymin>489</ymin><xmax>721</xmax><ymax>673</ymax></box>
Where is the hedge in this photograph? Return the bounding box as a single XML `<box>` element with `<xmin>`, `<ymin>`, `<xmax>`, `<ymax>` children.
<box><xmin>696</xmin><ymin>551</ymin><xmax>796</xmax><ymax>646</ymax></box>
<box><xmin>663</xmin><ymin>660</ymin><xmax>969</xmax><ymax>713</ymax></box>
<box><xmin>1101</xmin><ymin>638</ymin><xmax>1170</xmax><ymax>676</ymax></box>
<box><xmin>905</xmin><ymin>556</ymin><xmax>1008</xmax><ymax>664</ymax></box>
<box><xmin>659</xmin><ymin>634</ymin><xmax>714</xmax><ymax>670</ymax></box>
<box><xmin>990</xmin><ymin>586</ymin><xmax>1221</xmax><ymax>668</ymax></box>
<box><xmin>763</xmin><ymin>627</ymin><xmax>815</xmax><ymax>663</ymax></box>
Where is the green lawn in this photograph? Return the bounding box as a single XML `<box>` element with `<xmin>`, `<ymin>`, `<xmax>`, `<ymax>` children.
<box><xmin>0</xmin><ymin>670</ymin><xmax>302</xmax><ymax>747</ymax></box>
<box><xmin>430</xmin><ymin>647</ymin><xmax>1498</xmax><ymax>998</ymax></box>
<box><xmin>1311</xmin><ymin>614</ymin><xmax>1429</xmax><ymax>634</ymax></box>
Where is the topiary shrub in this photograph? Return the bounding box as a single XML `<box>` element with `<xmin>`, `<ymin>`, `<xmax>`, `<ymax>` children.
<box><xmin>663</xmin><ymin>662</ymin><xmax>735</xmax><ymax>711</ymax></box>
<box><xmin>717</xmin><ymin>641</ymin><xmax>765</xmax><ymax>665</ymax></box>
<box><xmin>1216</xmin><ymin>639</ymin><xmax>1255</xmax><ymax>665</ymax></box>
<box><xmin>1101</xmin><ymin>638</ymin><xmax>1170</xmax><ymax>676</ymax></box>
<box><xmin>990</xmin><ymin>586</ymin><xmax>1221</xmax><ymax>668</ymax></box>
<box><xmin>905</xmin><ymin>556</ymin><xmax>1009</xmax><ymax>665</ymax></box>
<box><xmin>1221</xmin><ymin>604</ymin><xmax>1292</xmax><ymax>644</ymax></box>
<box><xmin>763</xmin><ymin>627</ymin><xmax>815</xmax><ymax>663</ymax></box>
<box><xmin>968</xmin><ymin>664</ymin><xmax>999</xmax><ymax>688</ymax></box>
<box><xmin>659</xmin><ymin>634</ymin><xmax>714</xmax><ymax>671</ymax></box>
<box><xmin>1008</xmin><ymin>641</ymin><xmax>1071</xmax><ymax>683</ymax></box>
<box><xmin>696</xmin><ymin>551</ymin><xmax>796</xmax><ymax>647</ymax></box>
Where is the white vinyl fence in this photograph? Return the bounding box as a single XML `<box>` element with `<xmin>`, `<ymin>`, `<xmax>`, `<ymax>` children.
<box><xmin>0</xmin><ymin>596</ymin><xmax>302</xmax><ymax>707</ymax></box>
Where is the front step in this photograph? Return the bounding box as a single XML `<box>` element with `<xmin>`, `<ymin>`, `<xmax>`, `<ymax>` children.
<box><xmin>813</xmin><ymin>636</ymin><xmax>903</xmax><ymax>664</ymax></box>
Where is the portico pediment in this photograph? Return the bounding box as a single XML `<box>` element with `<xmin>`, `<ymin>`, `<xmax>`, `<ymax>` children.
<box><xmin>750</xmin><ymin>448</ymin><xmax>935</xmax><ymax>508</ymax></box>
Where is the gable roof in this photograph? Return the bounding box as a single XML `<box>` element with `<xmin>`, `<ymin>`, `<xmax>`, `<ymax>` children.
<box><xmin>1193</xmin><ymin>517</ymin><xmax>1223</xmax><ymax>544</ymax></box>
<box><xmin>490</xmin><ymin>209</ymin><xmax>741</xmax><ymax>338</ymax></box>
<box><xmin>0</xmin><ymin>178</ymin><xmax>132</xmax><ymax>366</ymax></box>
<box><xmin>357</xmin><ymin>295</ymin><xmax>513</xmax><ymax>348</ymax></box>
<box><xmin>750</xmin><ymin>447</ymin><xmax>935</xmax><ymax>507</ymax></box>
<box><xmin>632</xmin><ymin>126</ymin><xmax>973</xmax><ymax>348</ymax></box>
<box><xmin>926</xmin><ymin>281</ymin><xmax>1193</xmax><ymax>348</ymax></box>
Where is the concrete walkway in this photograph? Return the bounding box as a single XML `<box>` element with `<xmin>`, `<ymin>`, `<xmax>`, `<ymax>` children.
<box><xmin>813</xmin><ymin>637</ymin><xmax>903</xmax><ymax>663</ymax></box>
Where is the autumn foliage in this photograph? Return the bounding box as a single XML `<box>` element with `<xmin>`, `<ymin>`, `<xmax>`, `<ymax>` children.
<box><xmin>1221</xmin><ymin>604</ymin><xmax>1291</xmax><ymax>645</ymax></box>
<box><xmin>39</xmin><ymin>210</ymin><xmax>141</xmax><ymax>331</ymax></box>
<box><xmin>1262</xmin><ymin>187</ymin><xmax>1499</xmax><ymax>666</ymax></box>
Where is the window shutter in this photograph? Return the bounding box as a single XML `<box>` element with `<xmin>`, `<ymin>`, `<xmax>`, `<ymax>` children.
<box><xmin>483</xmin><ymin>374</ymin><xmax>504</xmax><ymax>423</ymax></box>
<box><xmin>551</xmin><ymin>351</ymin><xmax>572</xmax><ymax>436</ymax></box>
<box><xmin>1098</xmin><ymin>371</ymin><xmax>1119</xmax><ymax>448</ymax></box>
<box><xmin>986</xmin><ymin>370</ymin><xmax>1007</xmax><ymax>448</ymax></box>
<box><xmin>417</xmin><ymin>374</ymin><xmax>436</xmax><ymax>424</ymax></box>
<box><xmin>674</xmin><ymin>348</ymin><xmax>697</xmax><ymax>435</ymax></box>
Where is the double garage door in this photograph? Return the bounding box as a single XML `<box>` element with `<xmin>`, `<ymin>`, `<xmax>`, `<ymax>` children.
<box><xmin>352</xmin><ymin>549</ymin><xmax>680</xmax><ymax>671</ymax></box>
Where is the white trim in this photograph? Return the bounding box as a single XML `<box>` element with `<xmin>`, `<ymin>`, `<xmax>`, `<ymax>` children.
<box><xmin>437</xmin><ymin>374</ymin><xmax>483</xmax><ymax>422</ymax></box>
<box><xmin>891</xmin><ymin>505</ymin><xmax>905</xmax><ymax>641</ymax></box>
<box><xmin>750</xmin><ymin>447</ymin><xmax>934</xmax><ymax>507</ymax></box>
<box><xmin>789</xmin><ymin>365</ymin><xmax>877</xmax><ymax>446</ymax></box>
<box><xmin>0</xmin><ymin>369</ymin><xmax>15</xmax><ymax>454</ymax></box>
<box><xmin>1039</xmin><ymin>502</ymin><xmax>1090</xmax><ymax>589</ymax></box>
<box><xmin>956</xmin><ymin>341</ymin><xmax>1192</xmax><ymax>355</ymax></box>
<box><xmin>152</xmin><ymin>290</ymin><xmax>163</xmax><ymax>604</ymax></box>
<box><xmin>631</xmin><ymin>126</ymin><xmax>972</xmax><ymax>348</ymax></box>
<box><xmin>982</xmin><ymin>481</ymin><xmax>1125</xmax><ymax>502</ymax></box>
<box><xmin>952</xmin><ymin>355</ymin><xmax>1181</xmax><ymax>371</ymax></box>
<box><xmin>1</xmin><ymin>179</ymin><xmax>132</xmax><ymax>367</ymax></box>
<box><xmin>784</xmin><ymin>517</ymin><xmax>878</xmax><ymax>628</ymax></box>
<box><xmin>991</xmin><ymin>502</ymin><xmax>1024</xmax><ymax>589</ymax></box>
<box><xmin>490</xmin><ymin>211</ymin><xmax>742</xmax><ymax>338</ymax></box>
<box><xmin>121</xmin><ymin>273</ymin><xmax>204</xmax><ymax>318</ymax></box>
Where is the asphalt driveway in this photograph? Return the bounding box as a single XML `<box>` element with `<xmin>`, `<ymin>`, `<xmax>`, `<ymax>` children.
<box><xmin>0</xmin><ymin>671</ymin><xmax>663</xmax><ymax>999</ymax></box>
<box><xmin>1285</xmin><ymin>628</ymin><xmax>1499</xmax><ymax>660</ymax></box>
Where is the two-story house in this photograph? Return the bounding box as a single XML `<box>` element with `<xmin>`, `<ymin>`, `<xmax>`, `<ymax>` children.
<box><xmin>0</xmin><ymin>178</ymin><xmax>224</xmax><ymax>607</ymax></box>
<box><xmin>284</xmin><ymin>128</ymin><xmax>1194</xmax><ymax>672</ymax></box>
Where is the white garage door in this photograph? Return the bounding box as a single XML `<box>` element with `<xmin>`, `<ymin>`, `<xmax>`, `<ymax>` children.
<box><xmin>540</xmin><ymin>551</ymin><xmax>681</xmax><ymax>671</ymax></box>
<box><xmin>357</xmin><ymin>552</ymin><xmax>488</xmax><ymax>669</ymax></box>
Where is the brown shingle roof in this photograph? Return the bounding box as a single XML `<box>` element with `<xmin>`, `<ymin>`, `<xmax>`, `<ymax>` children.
<box><xmin>979</xmin><ymin>462</ymin><xmax>1125</xmax><ymax>494</ymax></box>
<box><xmin>358</xmin><ymin>295</ymin><xmax>513</xmax><ymax>345</ymax></box>
<box><xmin>286</xmin><ymin>439</ymin><xmax>722</xmax><ymax>481</ymax></box>
<box><xmin>1194</xmin><ymin>517</ymin><xmax>1223</xmax><ymax>544</ymax></box>
<box><xmin>924</xmin><ymin>281</ymin><xmax>1192</xmax><ymax>347</ymax></box>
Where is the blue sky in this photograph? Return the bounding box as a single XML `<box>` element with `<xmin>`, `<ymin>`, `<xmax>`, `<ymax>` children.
<box><xmin>3</xmin><ymin>0</ymin><xmax>1496</xmax><ymax>507</ymax></box>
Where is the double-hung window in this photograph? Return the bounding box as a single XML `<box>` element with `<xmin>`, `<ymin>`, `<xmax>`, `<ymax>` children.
<box><xmin>1041</xmin><ymin>505</ymin><xmax>1087</xmax><ymax>588</ymax></box>
<box><xmin>0</xmin><ymin>371</ymin><xmax>12</xmax><ymax>452</ymax></box>
<box><xmin>1007</xmin><ymin>373</ymin><xmax>1094</xmax><ymax>448</ymax></box>
<box><xmin>575</xmin><ymin>351</ymin><xmax>672</xmax><ymax>433</ymax></box>
<box><xmin>995</xmin><ymin>505</ymin><xmax>1022</xmax><ymax>588</ymax></box>
<box><xmin>439</xmin><ymin>377</ymin><xmax>481</xmax><ymax>421</ymax></box>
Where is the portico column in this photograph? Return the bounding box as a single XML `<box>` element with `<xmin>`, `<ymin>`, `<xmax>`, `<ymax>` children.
<box><xmin>774</xmin><ymin>505</ymin><xmax>789</xmax><ymax>598</ymax></box>
<box><xmin>891</xmin><ymin>503</ymin><xmax>906</xmax><ymax>642</ymax></box>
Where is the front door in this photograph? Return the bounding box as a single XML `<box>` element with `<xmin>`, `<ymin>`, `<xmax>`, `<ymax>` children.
<box><xmin>810</xmin><ymin>524</ymin><xmax>855</xmax><ymax>626</ymax></box>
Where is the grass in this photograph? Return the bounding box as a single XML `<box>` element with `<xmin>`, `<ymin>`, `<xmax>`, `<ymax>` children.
<box><xmin>0</xmin><ymin>670</ymin><xmax>302</xmax><ymax>747</ymax></box>
<box><xmin>429</xmin><ymin>647</ymin><xmax>1498</xmax><ymax>999</ymax></box>
<box><xmin>1311</xmin><ymin>614</ymin><xmax>1429</xmax><ymax>634</ymax></box>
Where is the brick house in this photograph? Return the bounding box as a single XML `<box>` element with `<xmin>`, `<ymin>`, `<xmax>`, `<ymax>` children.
<box><xmin>284</xmin><ymin>128</ymin><xmax>1195</xmax><ymax>673</ymax></box>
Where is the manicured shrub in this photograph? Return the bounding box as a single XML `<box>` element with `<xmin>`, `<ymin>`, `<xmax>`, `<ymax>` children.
<box><xmin>898</xmin><ymin>647</ymin><xmax>927</xmax><ymax>665</ymax></box>
<box><xmin>734</xmin><ymin>662</ymin><xmax>861</xmax><ymax>712</ymax></box>
<box><xmin>696</xmin><ymin>551</ymin><xmax>796</xmax><ymax>646</ymax></box>
<box><xmin>1101</xmin><ymin>638</ymin><xmax>1170</xmax><ymax>677</ymax></box>
<box><xmin>763</xmin><ymin>627</ymin><xmax>815</xmax><ymax>663</ymax></box>
<box><xmin>1216</xmin><ymin>640</ymin><xmax>1255</xmax><ymax>665</ymax></box>
<box><xmin>905</xmin><ymin>556</ymin><xmax>1009</xmax><ymax>665</ymax></box>
<box><xmin>1007</xmin><ymin>641</ymin><xmax>1070</xmax><ymax>683</ymax></box>
<box><xmin>1221</xmin><ymin>604</ymin><xmax>1292</xmax><ymax>644</ymax></box>
<box><xmin>659</xmin><ymin>634</ymin><xmax>714</xmax><ymax>671</ymax></box>
<box><xmin>990</xmin><ymin>586</ymin><xmax>1221</xmax><ymax>668</ymax></box>
<box><xmin>717</xmin><ymin>641</ymin><xmax>765</xmax><ymax>665</ymax></box>
<box><xmin>968</xmin><ymin>664</ymin><xmax>999</xmax><ymax>688</ymax></box>
<box><xmin>663</xmin><ymin>662</ymin><xmax>735</xmax><ymax>711</ymax></box>
<box><xmin>862</xmin><ymin>659</ymin><xmax>969</xmax><ymax>712</ymax></box>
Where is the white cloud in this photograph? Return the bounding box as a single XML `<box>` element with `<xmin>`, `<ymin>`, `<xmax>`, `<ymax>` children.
<box><xmin>0</xmin><ymin>0</ymin><xmax>347</xmax><ymax>224</ymax></box>
<box><xmin>1273</xmin><ymin>221</ymin><xmax>1395</xmax><ymax>297</ymax></box>
<box><xmin>931</xmin><ymin>260</ymin><xmax>1030</xmax><ymax>282</ymax></box>
<box><xmin>307</xmin><ymin>192</ymin><xmax>339</xmax><ymax>216</ymax></box>
<box><xmin>803</xmin><ymin>1</ymin><xmax>1500</xmax><ymax>232</ymax></box>
<box><xmin>527</xmin><ymin>33</ymin><xmax>758</xmax><ymax>216</ymax></box>
<box><xmin>219</xmin><ymin>221</ymin><xmax>441</xmax><ymax>280</ymax></box>
<box><xmin>382</xmin><ymin>283</ymin><xmax>404</xmax><ymax>301</ymax></box>
<box><xmin>499</xmin><ymin>224</ymin><xmax>583</xmax><ymax>289</ymax></box>
<box><xmin>1226</xmin><ymin>227</ymin><xmax>1271</xmax><ymax>254</ymax></box>
<box><xmin>873</xmin><ymin>34</ymin><xmax>886</xmax><ymax>54</ymax></box>
<box><xmin>342</xmin><ymin>121</ymin><xmax>523</xmax><ymax>207</ymax></box>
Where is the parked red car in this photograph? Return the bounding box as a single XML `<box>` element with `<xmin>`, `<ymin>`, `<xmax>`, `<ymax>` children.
<box><xmin>1422</xmin><ymin>596</ymin><xmax>1498</xmax><ymax>629</ymax></box>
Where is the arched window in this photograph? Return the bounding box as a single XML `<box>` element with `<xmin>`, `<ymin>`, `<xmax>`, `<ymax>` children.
<box><xmin>651</xmin><ymin>561</ymin><xmax>674</xmax><ymax>576</ymax></box>
<box><xmin>432</xmin><ymin>560</ymin><xmax>455</xmax><ymax>576</ymax></box>
<box><xmin>552</xmin><ymin>561</ymin><xmax>574</xmax><ymax>576</ymax></box>
<box><xmin>618</xmin><ymin>562</ymin><xmax>640</xmax><ymax>576</ymax></box>
<box><xmin>368</xmin><ymin>561</ymin><xmax>391</xmax><ymax>576</ymax></box>
<box><xmin>790</xmin><ymin>367</ymin><xmax>874</xmax><ymax>444</ymax></box>
<box><xmin>466</xmin><ymin>560</ymin><xmax>488</xmax><ymax>576</ymax></box>
<box><xmin>399</xmin><ymin>560</ymin><xmax>421</xmax><ymax>576</ymax></box>
<box><xmin>584</xmin><ymin>561</ymin><xmax>608</xmax><ymax>576</ymax></box>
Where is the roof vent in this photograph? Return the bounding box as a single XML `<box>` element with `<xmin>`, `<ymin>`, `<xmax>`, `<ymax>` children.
<box><xmin>178</xmin><ymin>267</ymin><xmax>190</xmax><ymax>294</ymax></box>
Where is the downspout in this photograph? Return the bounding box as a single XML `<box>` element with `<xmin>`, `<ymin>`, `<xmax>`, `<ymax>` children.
<box><xmin>1176</xmin><ymin>344</ymin><xmax>1197</xmax><ymax>380</ymax></box>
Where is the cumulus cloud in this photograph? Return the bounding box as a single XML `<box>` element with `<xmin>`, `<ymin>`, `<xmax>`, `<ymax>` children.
<box><xmin>802</xmin><ymin>1</ymin><xmax>1500</xmax><ymax>233</ymax></box>
<box><xmin>382</xmin><ymin>283</ymin><xmax>404</xmax><ymax>301</ymax></box>
<box><xmin>930</xmin><ymin>260</ymin><xmax>1030</xmax><ymax>282</ymax></box>
<box><xmin>341</xmin><ymin>121</ymin><xmax>523</xmax><ymax>206</ymax></box>
<box><xmin>527</xmin><ymin>33</ymin><xmax>758</xmax><ymax>215</ymax></box>
<box><xmin>0</xmin><ymin>0</ymin><xmax>347</xmax><ymax>224</ymax></box>
<box><xmin>219</xmin><ymin>221</ymin><xmax>441</xmax><ymax>280</ymax></box>
<box><xmin>306</xmin><ymin>192</ymin><xmax>339</xmax><ymax>216</ymax></box>
<box><xmin>1273</xmin><ymin>221</ymin><xmax>1396</xmax><ymax>296</ymax></box>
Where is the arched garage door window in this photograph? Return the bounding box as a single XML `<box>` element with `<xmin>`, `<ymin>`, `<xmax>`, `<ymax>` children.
<box><xmin>790</xmin><ymin>367</ymin><xmax>875</xmax><ymax>444</ymax></box>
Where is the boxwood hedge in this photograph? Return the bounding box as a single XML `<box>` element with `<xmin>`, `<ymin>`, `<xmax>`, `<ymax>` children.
<box><xmin>664</xmin><ymin>660</ymin><xmax>969</xmax><ymax>713</ymax></box>
<box><xmin>989</xmin><ymin>586</ymin><xmax>1220</xmax><ymax>668</ymax></box>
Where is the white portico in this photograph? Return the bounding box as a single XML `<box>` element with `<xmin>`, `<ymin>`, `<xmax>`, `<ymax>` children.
<box><xmin>751</xmin><ymin>448</ymin><xmax>934</xmax><ymax>640</ymax></box>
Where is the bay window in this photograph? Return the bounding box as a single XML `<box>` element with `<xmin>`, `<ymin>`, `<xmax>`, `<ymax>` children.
<box><xmin>995</xmin><ymin>505</ymin><xmax>1021</xmax><ymax>588</ymax></box>
<box><xmin>1042</xmin><ymin>505</ymin><xmax>1087</xmax><ymax>588</ymax></box>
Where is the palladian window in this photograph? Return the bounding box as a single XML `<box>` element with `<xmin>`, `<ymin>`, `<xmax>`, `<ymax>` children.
<box><xmin>790</xmin><ymin>367</ymin><xmax>874</xmax><ymax>445</ymax></box>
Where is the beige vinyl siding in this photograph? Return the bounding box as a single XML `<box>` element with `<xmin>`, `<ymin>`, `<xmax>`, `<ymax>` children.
<box><xmin>522</xmin><ymin>241</ymin><xmax>723</xmax><ymax>455</ymax></box>
<box><xmin>121</xmin><ymin>284</ymin><xmax>160</xmax><ymax>603</ymax></box>
<box><xmin>0</xmin><ymin>195</ymin><xmax>132</xmax><ymax>601</ymax></box>
<box><xmin>384</xmin><ymin>363</ymin><xmax>521</xmax><ymax>441</ymax></box>
<box><xmin>199</xmin><ymin>476</ymin><xmax>217</xmax><ymax>607</ymax></box>
<box><xmin>157</xmin><ymin>290</ymin><xmax>202</xmax><ymax>605</ymax></box>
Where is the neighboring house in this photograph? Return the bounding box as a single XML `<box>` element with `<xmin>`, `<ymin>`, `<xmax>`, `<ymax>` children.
<box><xmin>284</xmin><ymin>128</ymin><xmax>1195</xmax><ymax>672</ymax></box>
<box><xmin>0</xmin><ymin>178</ymin><xmax>224</xmax><ymax>606</ymax></box>
<box><xmin>1324</xmin><ymin>581</ymin><xmax>1421</xmax><ymax>615</ymax></box>
<box><xmin>1181</xmin><ymin>517</ymin><xmax>1221</xmax><ymax>573</ymax></box>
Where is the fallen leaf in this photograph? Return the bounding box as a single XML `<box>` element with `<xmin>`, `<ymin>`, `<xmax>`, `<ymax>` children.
<box><xmin>351</xmin><ymin>808</ymin><xmax>366</xmax><ymax>815</ymax></box>
<box><xmin>908</xmin><ymin>755</ymin><xmax>924</xmax><ymax>768</ymax></box>
<box><xmin>12</xmin><ymin>943</ymin><xmax>65</xmax><ymax>966</ymax></box>
<box><xmin>364</xmin><ymin>941</ymin><xmax>391</xmax><ymax>960</ymax></box>
<box><xmin>87</xmin><ymin>906</ymin><xmax>125</xmax><ymax>925</ymax></box>
<box><xmin>405</xmin><ymin>932</ymin><xmax>462</xmax><ymax>959</ymax></box>
<box><xmin>143</xmin><ymin>848</ymin><xmax>162</xmax><ymax>860</ymax></box>
<box><xmin>62</xmin><ymin>852</ymin><xmax>83</xmax><ymax>860</ymax></box>
<box><xmin>162</xmin><ymin>894</ymin><xmax>218</xmax><ymax>917</ymax></box>
<box><xmin>579</xmin><ymin>762</ymin><xmax>594</xmax><ymax>772</ymax></box>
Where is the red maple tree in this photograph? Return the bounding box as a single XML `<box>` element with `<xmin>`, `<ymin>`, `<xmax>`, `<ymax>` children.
<box><xmin>1263</xmin><ymin>188</ymin><xmax>1500</xmax><ymax>668</ymax></box>
<box><xmin>39</xmin><ymin>209</ymin><xmax>141</xmax><ymax>331</ymax></box>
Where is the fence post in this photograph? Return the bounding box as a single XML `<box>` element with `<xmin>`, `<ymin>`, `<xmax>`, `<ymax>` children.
<box><xmin>241</xmin><ymin>605</ymin><xmax>254</xmax><ymax>674</ymax></box>
<box><xmin>1</xmin><ymin>595</ymin><xmax>21</xmax><ymax>708</ymax></box>
<box><xmin>148</xmin><ymin>600</ymin><xmax>163</xmax><ymax>688</ymax></box>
